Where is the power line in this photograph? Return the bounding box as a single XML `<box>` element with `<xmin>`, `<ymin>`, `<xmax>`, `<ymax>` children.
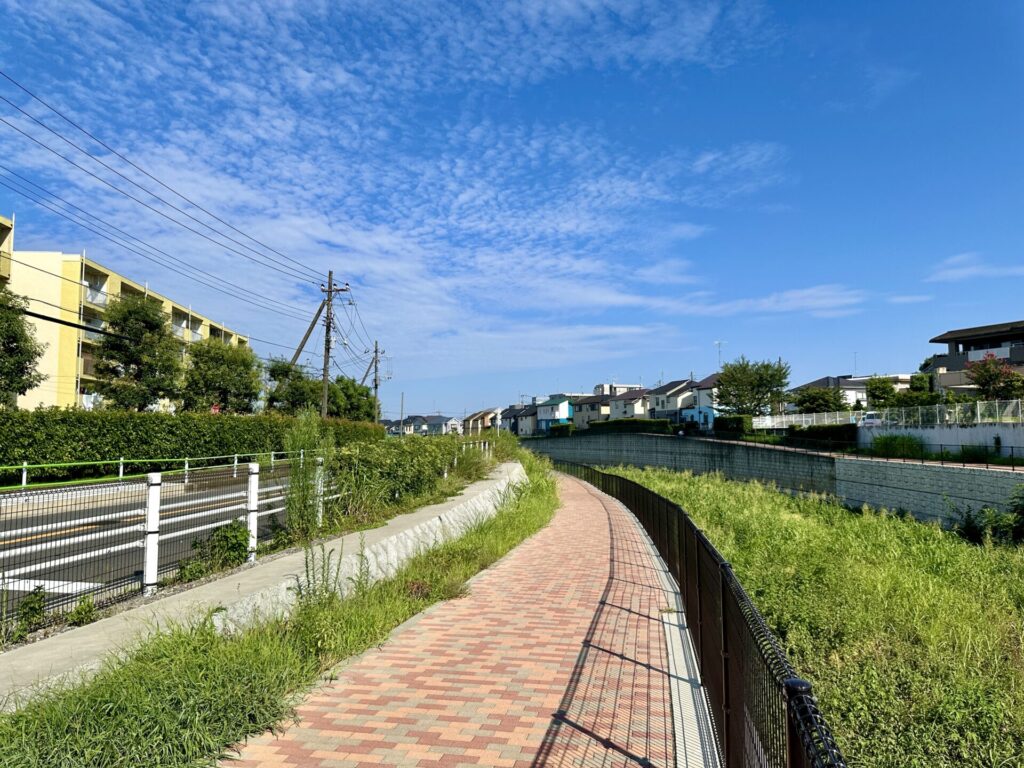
<box><xmin>0</xmin><ymin>166</ymin><xmax>311</xmax><ymax>320</ymax></box>
<box><xmin>0</xmin><ymin>178</ymin><xmax>312</xmax><ymax>322</ymax></box>
<box><xmin>0</xmin><ymin>114</ymin><xmax>319</xmax><ymax>284</ymax></box>
<box><xmin>0</xmin><ymin>68</ymin><xmax>321</xmax><ymax>281</ymax></box>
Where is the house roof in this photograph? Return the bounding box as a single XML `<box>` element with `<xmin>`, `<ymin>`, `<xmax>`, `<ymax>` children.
<box><xmin>501</xmin><ymin>406</ymin><xmax>526</xmax><ymax>418</ymax></box>
<box><xmin>609</xmin><ymin>388</ymin><xmax>648</xmax><ymax>402</ymax></box>
<box><xmin>695</xmin><ymin>372</ymin><xmax>720</xmax><ymax>389</ymax></box>
<box><xmin>424</xmin><ymin>415</ymin><xmax>455</xmax><ymax>425</ymax></box>
<box><xmin>518</xmin><ymin>404</ymin><xmax>538</xmax><ymax>416</ymax></box>
<box><xmin>574</xmin><ymin>394</ymin><xmax>611</xmax><ymax>405</ymax></box>
<box><xmin>648</xmin><ymin>379</ymin><xmax>693</xmax><ymax>396</ymax></box>
<box><xmin>465</xmin><ymin>408</ymin><xmax>500</xmax><ymax>421</ymax></box>
<box><xmin>538</xmin><ymin>395</ymin><xmax>570</xmax><ymax>407</ymax></box>
<box><xmin>930</xmin><ymin>320</ymin><xmax>1024</xmax><ymax>344</ymax></box>
<box><xmin>792</xmin><ymin>375</ymin><xmax>845</xmax><ymax>391</ymax></box>
<box><xmin>405</xmin><ymin>415</ymin><xmax>428</xmax><ymax>425</ymax></box>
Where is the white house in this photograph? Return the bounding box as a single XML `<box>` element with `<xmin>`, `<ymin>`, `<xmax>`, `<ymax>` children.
<box><xmin>608</xmin><ymin>389</ymin><xmax>649</xmax><ymax>420</ymax></box>
<box><xmin>648</xmin><ymin>379</ymin><xmax>695</xmax><ymax>422</ymax></box>
<box><xmin>517</xmin><ymin>404</ymin><xmax>538</xmax><ymax>437</ymax></box>
<box><xmin>425</xmin><ymin>415</ymin><xmax>461</xmax><ymax>435</ymax></box>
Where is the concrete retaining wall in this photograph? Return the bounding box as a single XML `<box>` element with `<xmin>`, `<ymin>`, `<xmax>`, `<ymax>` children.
<box><xmin>857</xmin><ymin>423</ymin><xmax>1024</xmax><ymax>455</ymax></box>
<box><xmin>527</xmin><ymin>434</ymin><xmax>1023</xmax><ymax>525</ymax></box>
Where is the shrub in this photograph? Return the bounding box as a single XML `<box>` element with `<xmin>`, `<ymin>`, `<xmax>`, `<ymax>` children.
<box><xmin>786</xmin><ymin>423</ymin><xmax>858</xmax><ymax>448</ymax></box>
<box><xmin>548</xmin><ymin>423</ymin><xmax>575</xmax><ymax>437</ymax></box>
<box><xmin>958</xmin><ymin>444</ymin><xmax>993</xmax><ymax>464</ymax></box>
<box><xmin>713</xmin><ymin>414</ymin><xmax>753</xmax><ymax>435</ymax></box>
<box><xmin>680</xmin><ymin>420</ymin><xmax>701</xmax><ymax>435</ymax></box>
<box><xmin>66</xmin><ymin>595</ymin><xmax>98</xmax><ymax>627</ymax></box>
<box><xmin>0</xmin><ymin>409</ymin><xmax>384</xmax><ymax>485</ymax></box>
<box><xmin>871</xmin><ymin>434</ymin><xmax>926</xmax><ymax>459</ymax></box>
<box><xmin>587</xmin><ymin>418</ymin><xmax>672</xmax><ymax>435</ymax></box>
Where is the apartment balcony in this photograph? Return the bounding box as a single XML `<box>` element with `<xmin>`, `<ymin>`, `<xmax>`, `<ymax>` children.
<box><xmin>83</xmin><ymin>285</ymin><xmax>107</xmax><ymax>306</ymax></box>
<box><xmin>81</xmin><ymin>354</ymin><xmax>98</xmax><ymax>378</ymax></box>
<box><xmin>82</xmin><ymin>318</ymin><xmax>105</xmax><ymax>343</ymax></box>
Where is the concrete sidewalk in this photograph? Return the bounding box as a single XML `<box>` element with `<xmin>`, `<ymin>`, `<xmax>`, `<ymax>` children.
<box><xmin>224</xmin><ymin>474</ymin><xmax>719</xmax><ymax>767</ymax></box>
<box><xmin>0</xmin><ymin>462</ymin><xmax>525</xmax><ymax>707</ymax></box>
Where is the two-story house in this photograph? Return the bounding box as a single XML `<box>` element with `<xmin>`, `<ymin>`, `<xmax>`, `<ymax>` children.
<box><xmin>425</xmin><ymin>415</ymin><xmax>461</xmax><ymax>435</ymax></box>
<box><xmin>463</xmin><ymin>408</ymin><xmax>501</xmax><ymax>435</ymax></box>
<box><xmin>647</xmin><ymin>379</ymin><xmax>695</xmax><ymax>422</ymax></box>
<box><xmin>536</xmin><ymin>395</ymin><xmax>574</xmax><ymax>433</ymax></box>
<box><xmin>500</xmin><ymin>405</ymin><xmax>528</xmax><ymax>435</ymax></box>
<box><xmin>608</xmin><ymin>389</ymin><xmax>649</xmax><ymax>420</ymax></box>
<box><xmin>573</xmin><ymin>394</ymin><xmax>612</xmax><ymax>430</ymax></box>
<box><xmin>924</xmin><ymin>320</ymin><xmax>1024</xmax><ymax>394</ymax></box>
<box><xmin>678</xmin><ymin>373</ymin><xmax>720</xmax><ymax>429</ymax></box>
<box><xmin>516</xmin><ymin>404</ymin><xmax>538</xmax><ymax>437</ymax></box>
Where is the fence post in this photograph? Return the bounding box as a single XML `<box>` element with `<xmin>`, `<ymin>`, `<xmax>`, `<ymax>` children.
<box><xmin>143</xmin><ymin>472</ymin><xmax>162</xmax><ymax>596</ymax></box>
<box><xmin>270</xmin><ymin>451</ymin><xmax>275</xmax><ymax>470</ymax></box>
<box><xmin>184</xmin><ymin>457</ymin><xmax>189</xmax><ymax>486</ymax></box>
<box><xmin>21</xmin><ymin>461</ymin><xmax>27</xmax><ymax>488</ymax></box>
<box><xmin>300</xmin><ymin>448</ymin><xmax>305</xmax><ymax>468</ymax></box>
<box><xmin>233</xmin><ymin>454</ymin><xmax>238</xmax><ymax>478</ymax></box>
<box><xmin>720</xmin><ymin>562</ymin><xmax>733</xmax><ymax>766</ymax></box>
<box><xmin>118</xmin><ymin>456</ymin><xmax>124</xmax><ymax>480</ymax></box>
<box><xmin>784</xmin><ymin>677</ymin><xmax>814</xmax><ymax>768</ymax></box>
<box><xmin>247</xmin><ymin>463</ymin><xmax>259</xmax><ymax>563</ymax></box>
<box><xmin>315</xmin><ymin>457</ymin><xmax>325</xmax><ymax>530</ymax></box>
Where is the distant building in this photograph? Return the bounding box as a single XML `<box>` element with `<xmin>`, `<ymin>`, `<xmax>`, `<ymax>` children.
<box><xmin>680</xmin><ymin>373</ymin><xmax>720</xmax><ymax>429</ymax></box>
<box><xmin>425</xmin><ymin>415</ymin><xmax>461</xmax><ymax>435</ymax></box>
<box><xmin>593</xmin><ymin>382</ymin><xmax>642</xmax><ymax>397</ymax></box>
<box><xmin>925</xmin><ymin>320</ymin><xmax>1024</xmax><ymax>393</ymax></box>
<box><xmin>608</xmin><ymin>389</ymin><xmax>649</xmax><ymax>420</ymax></box>
<box><xmin>7</xmin><ymin>237</ymin><xmax>247</xmax><ymax>410</ymax></box>
<box><xmin>572</xmin><ymin>394</ymin><xmax>612</xmax><ymax>430</ymax></box>
<box><xmin>0</xmin><ymin>214</ymin><xmax>12</xmax><ymax>289</ymax></box>
<box><xmin>647</xmin><ymin>379</ymin><xmax>695</xmax><ymax>422</ymax></box>
<box><xmin>789</xmin><ymin>374</ymin><xmax>912</xmax><ymax>410</ymax></box>
<box><xmin>516</xmin><ymin>404</ymin><xmax>538</xmax><ymax>437</ymax></box>
<box><xmin>536</xmin><ymin>395</ymin><xmax>574</xmax><ymax>433</ymax></box>
<box><xmin>463</xmin><ymin>408</ymin><xmax>501</xmax><ymax>435</ymax></box>
<box><xmin>500</xmin><ymin>405</ymin><xmax>527</xmax><ymax>435</ymax></box>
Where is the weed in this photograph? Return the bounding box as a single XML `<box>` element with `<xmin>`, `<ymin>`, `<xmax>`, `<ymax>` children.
<box><xmin>66</xmin><ymin>595</ymin><xmax>98</xmax><ymax>627</ymax></box>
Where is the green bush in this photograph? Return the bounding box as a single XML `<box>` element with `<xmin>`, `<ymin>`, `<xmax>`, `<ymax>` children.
<box><xmin>548</xmin><ymin>423</ymin><xmax>575</xmax><ymax>437</ymax></box>
<box><xmin>0</xmin><ymin>409</ymin><xmax>384</xmax><ymax>485</ymax></box>
<box><xmin>871</xmin><ymin>434</ymin><xmax>926</xmax><ymax>459</ymax></box>
<box><xmin>587</xmin><ymin>418</ymin><xmax>672</xmax><ymax>435</ymax></box>
<box><xmin>713</xmin><ymin>414</ymin><xmax>753</xmax><ymax>435</ymax></box>
<box><xmin>680</xmin><ymin>420</ymin><xmax>701</xmax><ymax>435</ymax></box>
<box><xmin>786</xmin><ymin>423</ymin><xmax>858</xmax><ymax>448</ymax></box>
<box><xmin>66</xmin><ymin>595</ymin><xmax>99</xmax><ymax>627</ymax></box>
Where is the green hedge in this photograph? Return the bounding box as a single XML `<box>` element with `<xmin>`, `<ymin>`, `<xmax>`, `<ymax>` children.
<box><xmin>713</xmin><ymin>415</ymin><xmax>753</xmax><ymax>435</ymax></box>
<box><xmin>587</xmin><ymin>418</ymin><xmax>672</xmax><ymax>435</ymax></box>
<box><xmin>334</xmin><ymin>436</ymin><xmax>460</xmax><ymax>501</ymax></box>
<box><xmin>0</xmin><ymin>409</ymin><xmax>384</xmax><ymax>484</ymax></box>
<box><xmin>785</xmin><ymin>423</ymin><xmax>858</xmax><ymax>447</ymax></box>
<box><xmin>548</xmin><ymin>423</ymin><xmax>575</xmax><ymax>437</ymax></box>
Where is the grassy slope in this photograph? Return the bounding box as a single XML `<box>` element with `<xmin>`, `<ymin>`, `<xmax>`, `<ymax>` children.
<box><xmin>608</xmin><ymin>466</ymin><xmax>1024</xmax><ymax>768</ymax></box>
<box><xmin>0</xmin><ymin>451</ymin><xmax>557</xmax><ymax>768</ymax></box>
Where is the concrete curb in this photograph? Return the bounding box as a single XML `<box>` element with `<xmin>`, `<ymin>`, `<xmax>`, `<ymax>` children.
<box><xmin>0</xmin><ymin>462</ymin><xmax>526</xmax><ymax>708</ymax></box>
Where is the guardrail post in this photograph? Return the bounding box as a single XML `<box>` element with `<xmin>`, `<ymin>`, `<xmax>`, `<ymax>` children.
<box><xmin>143</xmin><ymin>472</ymin><xmax>162</xmax><ymax>596</ymax></box>
<box><xmin>21</xmin><ymin>461</ymin><xmax>27</xmax><ymax>488</ymax></box>
<box><xmin>233</xmin><ymin>453</ymin><xmax>239</xmax><ymax>478</ymax></box>
<box><xmin>184</xmin><ymin>457</ymin><xmax>189</xmax><ymax>486</ymax></box>
<box><xmin>300</xmin><ymin>448</ymin><xmax>305</xmax><ymax>468</ymax></box>
<box><xmin>118</xmin><ymin>456</ymin><xmax>124</xmax><ymax>480</ymax></box>
<box><xmin>270</xmin><ymin>451</ymin><xmax>275</xmax><ymax>469</ymax></box>
<box><xmin>247</xmin><ymin>463</ymin><xmax>259</xmax><ymax>563</ymax></box>
<box><xmin>315</xmin><ymin>457</ymin><xmax>324</xmax><ymax>530</ymax></box>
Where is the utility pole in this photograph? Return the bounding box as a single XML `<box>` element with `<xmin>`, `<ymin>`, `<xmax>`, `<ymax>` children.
<box><xmin>373</xmin><ymin>340</ymin><xmax>380</xmax><ymax>423</ymax></box>
<box><xmin>399</xmin><ymin>392</ymin><xmax>405</xmax><ymax>437</ymax></box>
<box><xmin>319</xmin><ymin>271</ymin><xmax>350</xmax><ymax>418</ymax></box>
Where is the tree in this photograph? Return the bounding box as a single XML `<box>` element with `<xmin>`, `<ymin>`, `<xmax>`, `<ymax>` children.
<box><xmin>793</xmin><ymin>386</ymin><xmax>846</xmax><ymax>414</ymax></box>
<box><xmin>181</xmin><ymin>339</ymin><xmax>262</xmax><ymax>413</ymax></box>
<box><xmin>715</xmin><ymin>356</ymin><xmax>790</xmax><ymax>415</ymax></box>
<box><xmin>891</xmin><ymin>373</ymin><xmax>941</xmax><ymax>407</ymax></box>
<box><xmin>965</xmin><ymin>353</ymin><xmax>1024</xmax><ymax>400</ymax></box>
<box><xmin>266</xmin><ymin>359</ymin><xmax>378</xmax><ymax>420</ymax></box>
<box><xmin>94</xmin><ymin>294</ymin><xmax>181</xmax><ymax>410</ymax></box>
<box><xmin>865</xmin><ymin>376</ymin><xmax>897</xmax><ymax>408</ymax></box>
<box><xmin>0</xmin><ymin>286</ymin><xmax>46</xmax><ymax>408</ymax></box>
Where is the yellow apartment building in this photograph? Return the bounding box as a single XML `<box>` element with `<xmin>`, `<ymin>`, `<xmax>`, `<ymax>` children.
<box><xmin>0</xmin><ymin>214</ymin><xmax>12</xmax><ymax>288</ymax></box>
<box><xmin>8</xmin><ymin>240</ymin><xmax>248</xmax><ymax>410</ymax></box>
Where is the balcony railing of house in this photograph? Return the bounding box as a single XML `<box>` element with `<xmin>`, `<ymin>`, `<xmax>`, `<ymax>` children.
<box><xmin>84</xmin><ymin>286</ymin><xmax>107</xmax><ymax>306</ymax></box>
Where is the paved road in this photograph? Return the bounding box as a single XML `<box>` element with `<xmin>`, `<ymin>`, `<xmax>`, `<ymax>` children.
<box><xmin>224</xmin><ymin>475</ymin><xmax>718</xmax><ymax>768</ymax></box>
<box><xmin>0</xmin><ymin>464</ymin><xmax>292</xmax><ymax>612</ymax></box>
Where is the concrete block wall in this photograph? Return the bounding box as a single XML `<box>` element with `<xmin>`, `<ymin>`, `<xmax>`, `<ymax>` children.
<box><xmin>835</xmin><ymin>457</ymin><xmax>1023</xmax><ymax>524</ymax></box>
<box><xmin>528</xmin><ymin>434</ymin><xmax>1024</xmax><ymax>526</ymax></box>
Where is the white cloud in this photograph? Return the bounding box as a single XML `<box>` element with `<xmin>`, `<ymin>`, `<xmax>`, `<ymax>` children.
<box><xmin>887</xmin><ymin>294</ymin><xmax>932</xmax><ymax>304</ymax></box>
<box><xmin>926</xmin><ymin>253</ymin><xmax>1024</xmax><ymax>282</ymax></box>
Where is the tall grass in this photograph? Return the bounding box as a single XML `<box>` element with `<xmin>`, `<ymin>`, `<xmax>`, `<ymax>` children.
<box><xmin>0</xmin><ymin>451</ymin><xmax>557</xmax><ymax>768</ymax></box>
<box><xmin>608</xmin><ymin>465</ymin><xmax>1024</xmax><ymax>768</ymax></box>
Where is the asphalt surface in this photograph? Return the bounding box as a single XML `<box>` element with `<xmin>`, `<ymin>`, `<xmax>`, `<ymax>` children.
<box><xmin>0</xmin><ymin>465</ymin><xmax>292</xmax><ymax>615</ymax></box>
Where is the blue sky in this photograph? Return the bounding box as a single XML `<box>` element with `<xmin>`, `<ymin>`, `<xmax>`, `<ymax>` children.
<box><xmin>1</xmin><ymin>1</ymin><xmax>1022</xmax><ymax>418</ymax></box>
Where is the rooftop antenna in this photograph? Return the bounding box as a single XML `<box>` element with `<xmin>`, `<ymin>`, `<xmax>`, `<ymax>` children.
<box><xmin>714</xmin><ymin>340</ymin><xmax>727</xmax><ymax>368</ymax></box>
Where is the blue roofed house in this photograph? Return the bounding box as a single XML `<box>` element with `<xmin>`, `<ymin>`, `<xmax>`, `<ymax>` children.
<box><xmin>536</xmin><ymin>395</ymin><xmax>575</xmax><ymax>434</ymax></box>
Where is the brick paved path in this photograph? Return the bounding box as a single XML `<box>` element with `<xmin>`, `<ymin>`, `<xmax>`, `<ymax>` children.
<box><xmin>225</xmin><ymin>475</ymin><xmax>692</xmax><ymax>767</ymax></box>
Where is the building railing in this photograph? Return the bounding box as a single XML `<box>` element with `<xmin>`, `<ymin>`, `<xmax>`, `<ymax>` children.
<box><xmin>754</xmin><ymin>399</ymin><xmax>1024</xmax><ymax>430</ymax></box>
<box><xmin>554</xmin><ymin>461</ymin><xmax>847</xmax><ymax>768</ymax></box>
<box><xmin>84</xmin><ymin>286</ymin><xmax>107</xmax><ymax>306</ymax></box>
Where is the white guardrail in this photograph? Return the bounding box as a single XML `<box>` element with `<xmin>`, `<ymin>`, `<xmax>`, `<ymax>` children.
<box><xmin>753</xmin><ymin>399</ymin><xmax>1024</xmax><ymax>430</ymax></box>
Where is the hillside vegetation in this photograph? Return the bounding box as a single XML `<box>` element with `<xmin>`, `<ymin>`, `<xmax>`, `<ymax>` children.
<box><xmin>608</xmin><ymin>466</ymin><xmax>1024</xmax><ymax>768</ymax></box>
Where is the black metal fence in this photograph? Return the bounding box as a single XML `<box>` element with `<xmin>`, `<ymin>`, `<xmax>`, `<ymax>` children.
<box><xmin>555</xmin><ymin>461</ymin><xmax>846</xmax><ymax>768</ymax></box>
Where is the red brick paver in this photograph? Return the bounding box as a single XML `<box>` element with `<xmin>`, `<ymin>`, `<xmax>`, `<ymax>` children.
<box><xmin>225</xmin><ymin>476</ymin><xmax>677</xmax><ymax>767</ymax></box>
